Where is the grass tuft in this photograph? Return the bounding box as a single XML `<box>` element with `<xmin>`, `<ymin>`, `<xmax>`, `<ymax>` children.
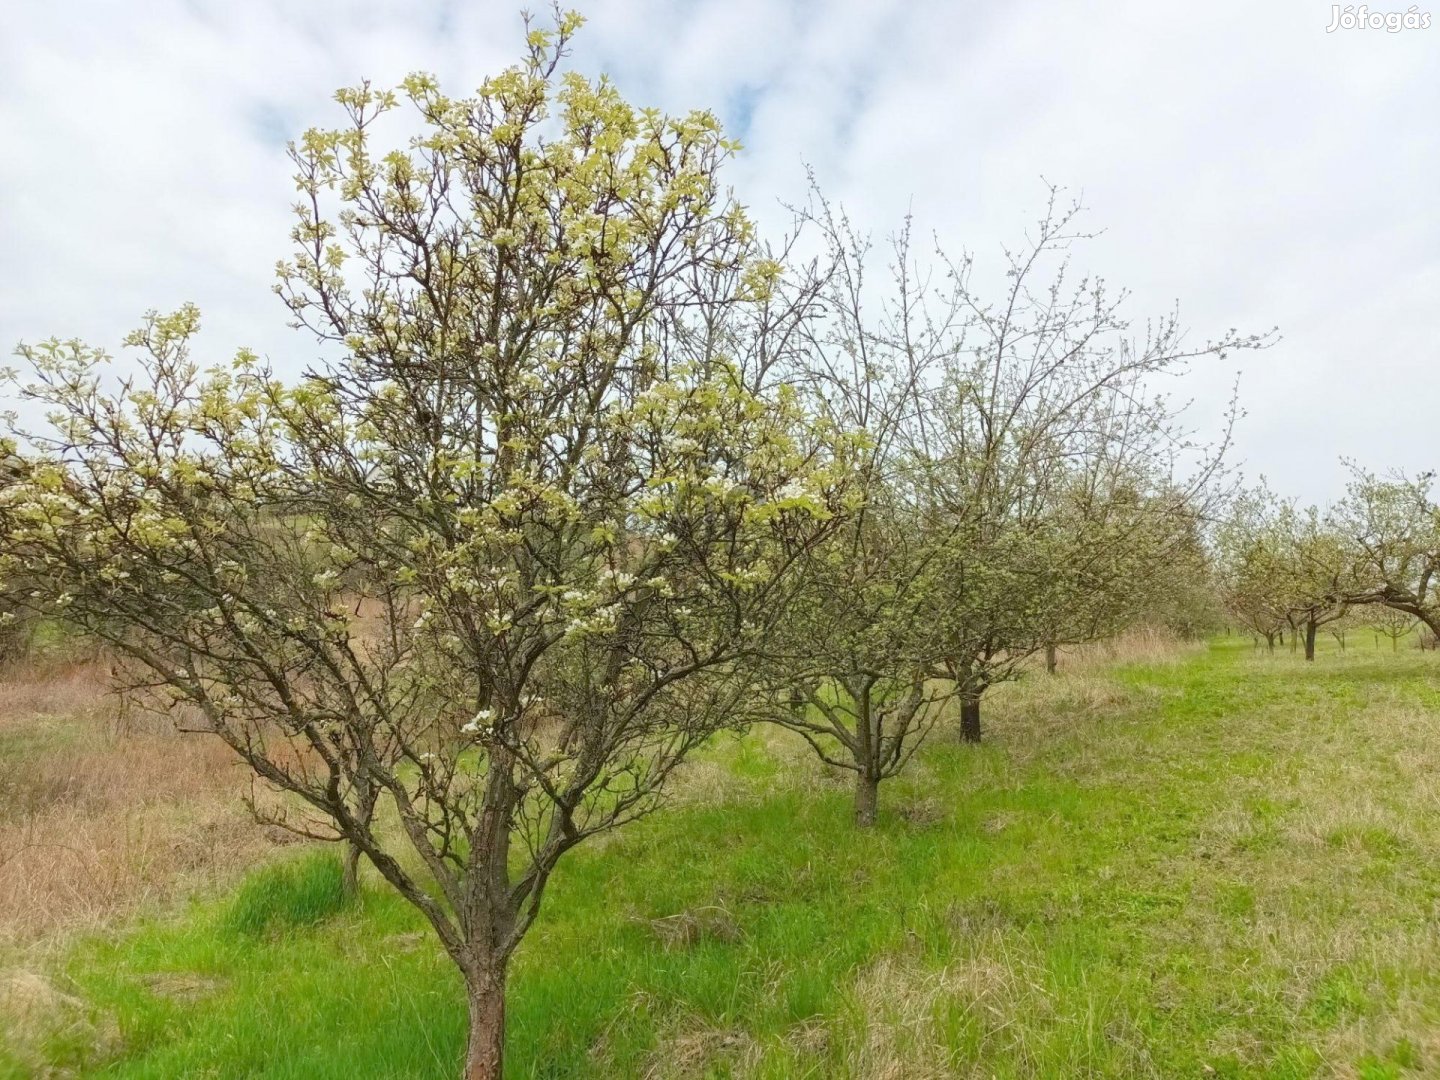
<box><xmin>222</xmin><ymin>851</ymin><xmax>351</xmax><ymax>937</ymax></box>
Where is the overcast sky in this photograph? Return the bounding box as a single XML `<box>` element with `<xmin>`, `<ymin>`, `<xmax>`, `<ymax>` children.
<box><xmin>2</xmin><ymin>0</ymin><xmax>1435</xmax><ymax>504</ymax></box>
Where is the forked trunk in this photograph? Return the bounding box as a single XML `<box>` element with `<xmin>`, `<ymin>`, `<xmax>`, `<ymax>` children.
<box><xmin>463</xmin><ymin>964</ymin><xmax>508</xmax><ymax>1080</ymax></box>
<box><xmin>1304</xmin><ymin>619</ymin><xmax>1317</xmax><ymax>661</ymax></box>
<box><xmin>960</xmin><ymin>695</ymin><xmax>982</xmax><ymax>744</ymax></box>
<box><xmin>854</xmin><ymin>771</ymin><xmax>879</xmax><ymax>827</ymax></box>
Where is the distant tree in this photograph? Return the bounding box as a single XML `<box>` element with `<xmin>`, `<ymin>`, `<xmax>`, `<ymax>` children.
<box><xmin>914</xmin><ymin>191</ymin><xmax>1262</xmax><ymax>740</ymax></box>
<box><xmin>1139</xmin><ymin>504</ymin><xmax>1225</xmax><ymax>640</ymax></box>
<box><xmin>1370</xmin><ymin>605</ymin><xmax>1417</xmax><ymax>652</ymax></box>
<box><xmin>0</xmin><ymin>18</ymin><xmax>846</xmax><ymax>1079</ymax></box>
<box><xmin>761</xmin><ymin>188</ymin><xmax>1255</xmax><ymax>814</ymax></box>
<box><xmin>765</xmin><ymin>488</ymin><xmax>949</xmax><ymax>827</ymax></box>
<box><xmin>1334</xmin><ymin>467</ymin><xmax>1440</xmax><ymax>641</ymax></box>
<box><xmin>1319</xmin><ymin>604</ymin><xmax>1363</xmax><ymax>653</ymax></box>
<box><xmin>1215</xmin><ymin>485</ymin><xmax>1349</xmax><ymax>658</ymax></box>
<box><xmin>1277</xmin><ymin>504</ymin><xmax>1352</xmax><ymax>661</ymax></box>
<box><xmin>759</xmin><ymin>203</ymin><xmax>952</xmax><ymax>827</ymax></box>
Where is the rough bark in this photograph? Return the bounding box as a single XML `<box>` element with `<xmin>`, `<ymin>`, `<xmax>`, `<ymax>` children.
<box><xmin>463</xmin><ymin>963</ymin><xmax>508</xmax><ymax>1080</ymax></box>
<box><xmin>960</xmin><ymin>695</ymin><xmax>982</xmax><ymax>744</ymax></box>
<box><xmin>854</xmin><ymin>771</ymin><xmax>879</xmax><ymax>827</ymax></box>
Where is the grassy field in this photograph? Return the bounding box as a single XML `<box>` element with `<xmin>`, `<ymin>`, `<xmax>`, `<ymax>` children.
<box><xmin>5</xmin><ymin>633</ymin><xmax>1440</xmax><ymax>1078</ymax></box>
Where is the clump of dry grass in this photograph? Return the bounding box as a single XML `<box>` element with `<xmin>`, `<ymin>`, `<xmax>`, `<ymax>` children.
<box><xmin>0</xmin><ymin>967</ymin><xmax>121</xmax><ymax>1073</ymax></box>
<box><xmin>133</xmin><ymin>970</ymin><xmax>227</xmax><ymax>1002</ymax></box>
<box><xmin>639</xmin><ymin>905</ymin><xmax>743</xmax><ymax>951</ymax></box>
<box><xmin>841</xmin><ymin>943</ymin><xmax>1163</xmax><ymax>1079</ymax></box>
<box><xmin>641</xmin><ymin>1012</ymin><xmax>762</xmax><ymax>1079</ymax></box>
<box><xmin>0</xmin><ymin>660</ymin><xmax>289</xmax><ymax>952</ymax></box>
<box><xmin>844</xmin><ymin>951</ymin><xmax>1033</xmax><ymax>1078</ymax></box>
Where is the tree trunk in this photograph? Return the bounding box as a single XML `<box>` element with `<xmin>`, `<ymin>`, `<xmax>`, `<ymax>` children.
<box><xmin>342</xmin><ymin>780</ymin><xmax>377</xmax><ymax>899</ymax></box>
<box><xmin>1044</xmin><ymin>643</ymin><xmax>1058</xmax><ymax>675</ymax></box>
<box><xmin>460</xmin><ymin>753</ymin><xmax>521</xmax><ymax>1080</ymax></box>
<box><xmin>960</xmin><ymin>695</ymin><xmax>982</xmax><ymax>744</ymax></box>
<box><xmin>341</xmin><ymin>840</ymin><xmax>362</xmax><ymax>899</ymax></box>
<box><xmin>1304</xmin><ymin>619</ymin><xmax>1317</xmax><ymax>661</ymax></box>
<box><xmin>463</xmin><ymin>964</ymin><xmax>508</xmax><ymax>1080</ymax></box>
<box><xmin>854</xmin><ymin>771</ymin><xmax>878</xmax><ymax>827</ymax></box>
<box><xmin>1421</xmin><ymin>613</ymin><xmax>1440</xmax><ymax>644</ymax></box>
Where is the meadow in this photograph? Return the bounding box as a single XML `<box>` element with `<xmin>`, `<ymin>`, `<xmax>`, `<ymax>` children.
<box><xmin>4</xmin><ymin>631</ymin><xmax>1440</xmax><ymax>1078</ymax></box>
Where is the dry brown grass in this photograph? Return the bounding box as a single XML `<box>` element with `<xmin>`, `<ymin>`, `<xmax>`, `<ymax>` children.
<box><xmin>1047</xmin><ymin>625</ymin><xmax>1205</xmax><ymax>674</ymax></box>
<box><xmin>639</xmin><ymin>905</ymin><xmax>744</xmax><ymax>951</ymax></box>
<box><xmin>0</xmin><ymin>659</ymin><xmax>289</xmax><ymax>954</ymax></box>
<box><xmin>0</xmin><ymin>658</ymin><xmax>111</xmax><ymax>726</ymax></box>
<box><xmin>834</xmin><ymin>943</ymin><xmax>1149</xmax><ymax>1080</ymax></box>
<box><xmin>0</xmin><ymin>967</ymin><xmax>122</xmax><ymax>1072</ymax></box>
<box><xmin>641</xmin><ymin>1018</ymin><xmax>763</xmax><ymax>1079</ymax></box>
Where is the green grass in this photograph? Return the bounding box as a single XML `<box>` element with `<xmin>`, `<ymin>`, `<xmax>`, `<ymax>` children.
<box><xmin>17</xmin><ymin>635</ymin><xmax>1440</xmax><ymax>1078</ymax></box>
<box><xmin>220</xmin><ymin>852</ymin><xmax>352</xmax><ymax>937</ymax></box>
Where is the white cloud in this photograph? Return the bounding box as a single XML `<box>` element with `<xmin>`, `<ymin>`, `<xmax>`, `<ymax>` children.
<box><xmin>2</xmin><ymin>0</ymin><xmax>1435</xmax><ymax>503</ymax></box>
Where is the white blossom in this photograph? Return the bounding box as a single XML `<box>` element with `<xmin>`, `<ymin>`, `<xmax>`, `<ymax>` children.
<box><xmin>461</xmin><ymin>707</ymin><xmax>496</xmax><ymax>736</ymax></box>
<box><xmin>600</xmin><ymin>567</ymin><xmax>635</xmax><ymax>590</ymax></box>
<box><xmin>776</xmin><ymin>478</ymin><xmax>810</xmax><ymax>502</ymax></box>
